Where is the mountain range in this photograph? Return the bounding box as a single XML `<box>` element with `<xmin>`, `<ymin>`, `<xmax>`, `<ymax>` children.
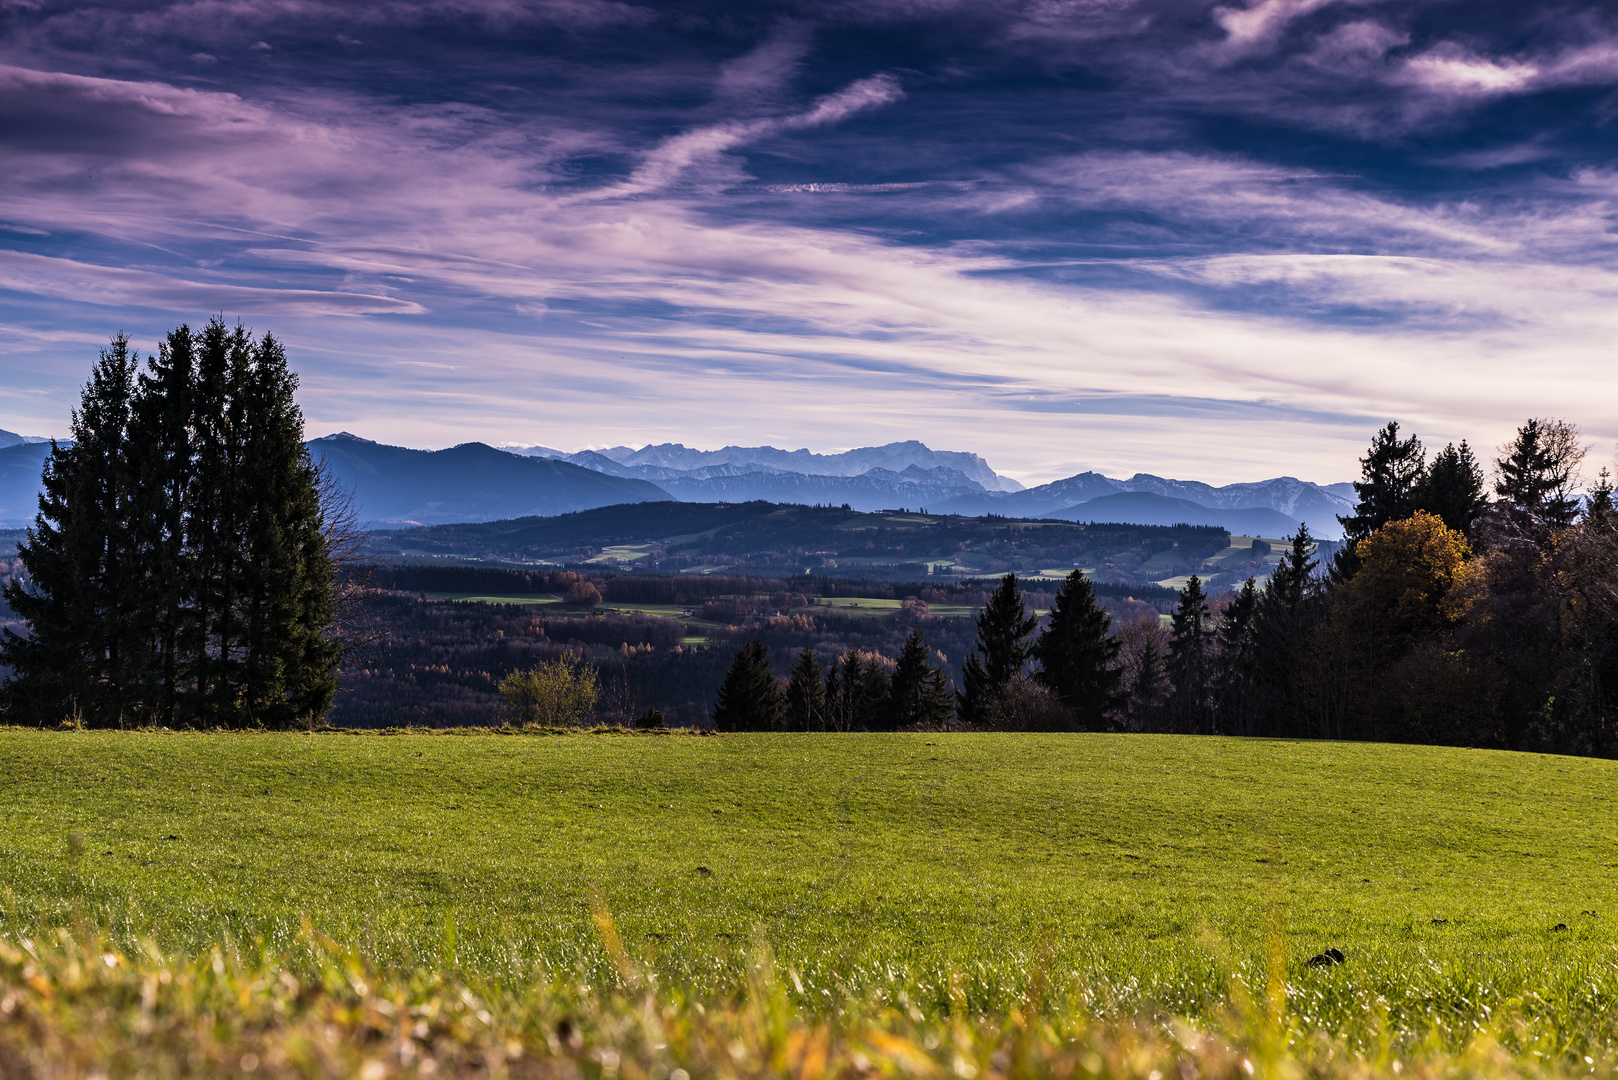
<box><xmin>0</xmin><ymin>432</ymin><xmax>1355</xmax><ymax>538</ymax></box>
<box><xmin>0</xmin><ymin>428</ymin><xmax>50</xmax><ymax>451</ymax></box>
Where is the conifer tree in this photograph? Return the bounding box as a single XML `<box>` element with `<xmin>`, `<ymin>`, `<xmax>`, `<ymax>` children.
<box><xmin>133</xmin><ymin>324</ymin><xmax>198</xmax><ymax>725</ymax></box>
<box><xmin>2</xmin><ymin>321</ymin><xmax>340</xmax><ymax>728</ymax></box>
<box><xmin>713</xmin><ymin>640</ymin><xmax>782</xmax><ymax>731</ymax></box>
<box><xmin>1168</xmin><ymin>575</ymin><xmax>1216</xmax><ymax>734</ymax></box>
<box><xmin>1337</xmin><ymin>422</ymin><xmax>1424</xmax><ymax>576</ymax></box>
<box><xmin>784</xmin><ymin>647</ymin><xmax>825</xmax><ymax>731</ymax></box>
<box><xmin>1213</xmin><ymin>577</ymin><xmax>1260</xmax><ymax>735</ymax></box>
<box><xmin>1494</xmin><ymin>418</ymin><xmax>1584</xmax><ymax>532</ymax></box>
<box><xmin>1253</xmin><ymin>525</ymin><xmax>1320</xmax><ymax>733</ymax></box>
<box><xmin>890</xmin><ymin>628</ymin><xmax>953</xmax><ymax>729</ymax></box>
<box><xmin>2</xmin><ymin>337</ymin><xmax>141</xmax><ymax>725</ymax></box>
<box><xmin>957</xmin><ymin>573</ymin><xmax>1037</xmax><ymax>727</ymax></box>
<box><xmin>1031</xmin><ymin>569</ymin><xmax>1121</xmax><ymax>729</ymax></box>
<box><xmin>1414</xmin><ymin>441</ymin><xmax>1486</xmax><ymax>538</ymax></box>
<box><xmin>1127</xmin><ymin>636</ymin><xmax>1168</xmax><ymax>730</ymax></box>
<box><xmin>1585</xmin><ymin>468</ymin><xmax>1616</xmax><ymax>531</ymax></box>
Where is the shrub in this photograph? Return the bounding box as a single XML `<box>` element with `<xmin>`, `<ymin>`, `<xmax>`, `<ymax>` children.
<box><xmin>496</xmin><ymin>651</ymin><xmax>599</xmax><ymax>726</ymax></box>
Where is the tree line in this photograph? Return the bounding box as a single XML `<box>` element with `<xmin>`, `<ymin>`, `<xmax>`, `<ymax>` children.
<box><xmin>710</xmin><ymin>418</ymin><xmax>1618</xmax><ymax>754</ymax></box>
<box><xmin>1</xmin><ymin>324</ymin><xmax>339</xmax><ymax>728</ymax></box>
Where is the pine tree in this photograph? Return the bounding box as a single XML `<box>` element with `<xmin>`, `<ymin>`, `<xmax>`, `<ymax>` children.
<box><xmin>236</xmin><ymin>333</ymin><xmax>339</xmax><ymax>726</ymax></box>
<box><xmin>1585</xmin><ymin>468</ymin><xmax>1615</xmax><ymax>531</ymax></box>
<box><xmin>957</xmin><ymin>573</ymin><xmax>1037</xmax><ymax>727</ymax></box>
<box><xmin>1168</xmin><ymin>575</ymin><xmax>1216</xmax><ymax>734</ymax></box>
<box><xmin>2</xmin><ymin>323</ymin><xmax>340</xmax><ymax>729</ymax></box>
<box><xmin>1494</xmin><ymin>418</ymin><xmax>1583</xmax><ymax>531</ymax></box>
<box><xmin>784</xmin><ymin>647</ymin><xmax>825</xmax><ymax>731</ymax></box>
<box><xmin>1127</xmin><ymin>636</ymin><xmax>1168</xmax><ymax>730</ymax></box>
<box><xmin>1213</xmin><ymin>577</ymin><xmax>1260</xmax><ymax>735</ymax></box>
<box><xmin>1031</xmin><ymin>569</ymin><xmax>1121</xmax><ymax>729</ymax></box>
<box><xmin>826</xmin><ymin>649</ymin><xmax>892</xmax><ymax>731</ymax></box>
<box><xmin>713</xmin><ymin>640</ymin><xmax>782</xmax><ymax>731</ymax></box>
<box><xmin>1</xmin><ymin>337</ymin><xmax>141</xmax><ymax>725</ymax></box>
<box><xmin>1253</xmin><ymin>525</ymin><xmax>1321</xmax><ymax>734</ymax></box>
<box><xmin>890</xmin><ymin>628</ymin><xmax>953</xmax><ymax>729</ymax></box>
<box><xmin>1414</xmin><ymin>441</ymin><xmax>1486</xmax><ymax>538</ymax></box>
<box><xmin>1337</xmin><ymin>422</ymin><xmax>1424</xmax><ymax>576</ymax></box>
<box><xmin>132</xmin><ymin>324</ymin><xmax>198</xmax><ymax>726</ymax></box>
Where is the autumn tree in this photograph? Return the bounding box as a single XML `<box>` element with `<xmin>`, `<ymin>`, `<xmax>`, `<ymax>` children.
<box><xmin>497</xmin><ymin>651</ymin><xmax>599</xmax><ymax>727</ymax></box>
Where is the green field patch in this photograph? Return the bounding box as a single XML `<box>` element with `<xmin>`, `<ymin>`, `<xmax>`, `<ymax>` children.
<box><xmin>423</xmin><ymin>591</ymin><xmax>562</xmax><ymax>606</ymax></box>
<box><xmin>585</xmin><ymin>543</ymin><xmax>658</xmax><ymax>564</ymax></box>
<box><xmin>1</xmin><ymin>728</ymin><xmax>1613</xmax><ymax>1047</ymax></box>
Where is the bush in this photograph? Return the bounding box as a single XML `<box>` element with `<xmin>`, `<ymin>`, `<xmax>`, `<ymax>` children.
<box><xmin>496</xmin><ymin>651</ymin><xmax>599</xmax><ymax>726</ymax></box>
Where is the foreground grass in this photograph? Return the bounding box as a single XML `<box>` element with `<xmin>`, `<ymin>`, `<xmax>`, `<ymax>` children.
<box><xmin>6</xmin><ymin>928</ymin><xmax>1614</xmax><ymax>1080</ymax></box>
<box><xmin>0</xmin><ymin>731</ymin><xmax>1615</xmax><ymax>1061</ymax></box>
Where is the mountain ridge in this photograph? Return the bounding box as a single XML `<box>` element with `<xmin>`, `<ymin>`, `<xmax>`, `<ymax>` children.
<box><xmin>0</xmin><ymin>431</ymin><xmax>1355</xmax><ymax>537</ymax></box>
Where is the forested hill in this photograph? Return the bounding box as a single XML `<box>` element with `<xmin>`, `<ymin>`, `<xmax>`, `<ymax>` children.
<box><xmin>368</xmin><ymin>501</ymin><xmax>1286</xmax><ymax>591</ymax></box>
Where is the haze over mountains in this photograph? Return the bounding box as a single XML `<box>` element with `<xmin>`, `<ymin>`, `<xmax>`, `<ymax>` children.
<box><xmin>0</xmin><ymin>432</ymin><xmax>1354</xmax><ymax>538</ymax></box>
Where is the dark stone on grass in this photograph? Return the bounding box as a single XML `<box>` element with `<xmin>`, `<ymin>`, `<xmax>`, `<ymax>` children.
<box><xmin>1553</xmin><ymin>923</ymin><xmax>1568</xmax><ymax>932</ymax></box>
<box><xmin>1307</xmin><ymin>948</ymin><xmax>1346</xmax><ymax>967</ymax></box>
<box><xmin>696</xmin><ymin>865</ymin><xmax>712</xmax><ymax>876</ymax></box>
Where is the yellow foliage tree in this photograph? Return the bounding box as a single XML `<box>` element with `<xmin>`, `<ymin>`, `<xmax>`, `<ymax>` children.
<box><xmin>1346</xmin><ymin>510</ymin><xmax>1473</xmax><ymax>661</ymax></box>
<box><xmin>497</xmin><ymin>651</ymin><xmax>599</xmax><ymax>727</ymax></box>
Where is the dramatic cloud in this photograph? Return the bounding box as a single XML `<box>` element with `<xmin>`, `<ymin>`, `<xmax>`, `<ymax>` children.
<box><xmin>2</xmin><ymin>0</ymin><xmax>1618</xmax><ymax>484</ymax></box>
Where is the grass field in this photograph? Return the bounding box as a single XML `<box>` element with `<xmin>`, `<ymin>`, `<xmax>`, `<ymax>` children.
<box><xmin>2</xmin><ymin>729</ymin><xmax>1615</xmax><ymax>1061</ymax></box>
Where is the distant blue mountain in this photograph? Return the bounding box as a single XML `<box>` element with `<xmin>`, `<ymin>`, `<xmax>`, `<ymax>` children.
<box><xmin>0</xmin><ymin>428</ymin><xmax>51</xmax><ymax>451</ymax></box>
<box><xmin>0</xmin><ymin>442</ymin><xmax>52</xmax><ymax>527</ymax></box>
<box><xmin>1050</xmin><ymin>492</ymin><xmax>1305</xmax><ymax>537</ymax></box>
<box><xmin>938</xmin><ymin>471</ymin><xmax>1351</xmax><ymax>538</ymax></box>
<box><xmin>0</xmin><ymin>430</ymin><xmax>1353</xmax><ymax>538</ymax></box>
<box><xmin>306</xmin><ymin>434</ymin><xmax>671</xmax><ymax>526</ymax></box>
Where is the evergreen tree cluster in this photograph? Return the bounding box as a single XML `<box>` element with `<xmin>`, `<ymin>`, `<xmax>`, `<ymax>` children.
<box><xmin>714</xmin><ymin>626</ymin><xmax>954</xmax><ymax>732</ymax></box>
<box><xmin>1</xmin><ymin>323</ymin><xmax>339</xmax><ymax>728</ymax></box>
<box><xmin>711</xmin><ymin>412</ymin><xmax>1618</xmax><ymax>754</ymax></box>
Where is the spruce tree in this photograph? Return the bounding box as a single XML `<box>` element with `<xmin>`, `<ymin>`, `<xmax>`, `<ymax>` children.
<box><xmin>1414</xmin><ymin>441</ymin><xmax>1486</xmax><ymax>539</ymax></box>
<box><xmin>1213</xmin><ymin>577</ymin><xmax>1260</xmax><ymax>735</ymax></box>
<box><xmin>133</xmin><ymin>324</ymin><xmax>198</xmax><ymax>725</ymax></box>
<box><xmin>1031</xmin><ymin>569</ymin><xmax>1122</xmax><ymax>729</ymax></box>
<box><xmin>236</xmin><ymin>333</ymin><xmax>339</xmax><ymax>725</ymax></box>
<box><xmin>1168</xmin><ymin>575</ymin><xmax>1216</xmax><ymax>734</ymax></box>
<box><xmin>1585</xmin><ymin>468</ymin><xmax>1616</xmax><ymax>531</ymax></box>
<box><xmin>890</xmin><ymin>628</ymin><xmax>953</xmax><ymax>729</ymax></box>
<box><xmin>1337</xmin><ymin>422</ymin><xmax>1424</xmax><ymax>576</ymax></box>
<box><xmin>957</xmin><ymin>573</ymin><xmax>1037</xmax><ymax>727</ymax></box>
<box><xmin>784</xmin><ymin>647</ymin><xmax>825</xmax><ymax>731</ymax></box>
<box><xmin>1252</xmin><ymin>525</ymin><xmax>1320</xmax><ymax>734</ymax></box>
<box><xmin>713</xmin><ymin>640</ymin><xmax>782</xmax><ymax>731</ymax></box>
<box><xmin>1127</xmin><ymin>636</ymin><xmax>1168</xmax><ymax>730</ymax></box>
<box><xmin>2</xmin><ymin>322</ymin><xmax>340</xmax><ymax>728</ymax></box>
<box><xmin>2</xmin><ymin>337</ymin><xmax>141</xmax><ymax>725</ymax></box>
<box><xmin>1494</xmin><ymin>418</ymin><xmax>1583</xmax><ymax>531</ymax></box>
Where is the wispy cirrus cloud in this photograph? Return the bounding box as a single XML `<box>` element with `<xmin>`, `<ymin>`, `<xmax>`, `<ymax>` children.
<box><xmin>2</xmin><ymin>0</ymin><xmax>1618</xmax><ymax>485</ymax></box>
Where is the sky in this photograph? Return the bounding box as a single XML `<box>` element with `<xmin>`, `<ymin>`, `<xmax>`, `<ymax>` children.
<box><xmin>2</xmin><ymin>0</ymin><xmax>1617</xmax><ymax>486</ymax></box>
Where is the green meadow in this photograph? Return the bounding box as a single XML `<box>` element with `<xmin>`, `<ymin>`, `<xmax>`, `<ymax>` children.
<box><xmin>2</xmin><ymin>729</ymin><xmax>1615</xmax><ymax>1054</ymax></box>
